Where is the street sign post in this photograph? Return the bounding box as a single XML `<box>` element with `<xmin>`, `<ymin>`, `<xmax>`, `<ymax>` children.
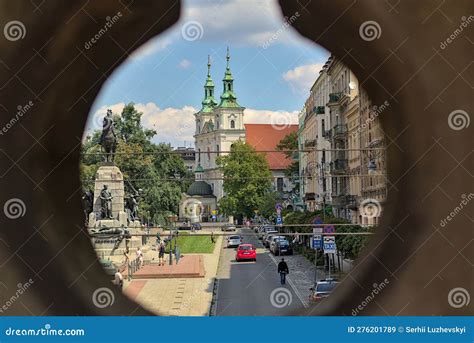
<box><xmin>312</xmin><ymin>235</ymin><xmax>322</xmax><ymax>249</ymax></box>
<box><xmin>323</xmin><ymin>236</ymin><xmax>336</xmax><ymax>254</ymax></box>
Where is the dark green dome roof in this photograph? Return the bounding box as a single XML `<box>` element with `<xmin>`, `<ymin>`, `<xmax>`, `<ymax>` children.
<box><xmin>187</xmin><ymin>181</ymin><xmax>213</xmax><ymax>196</ymax></box>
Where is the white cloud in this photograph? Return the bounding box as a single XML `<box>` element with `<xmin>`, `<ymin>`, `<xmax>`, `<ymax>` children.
<box><xmin>128</xmin><ymin>37</ymin><xmax>172</xmax><ymax>61</ymax></box>
<box><xmin>283</xmin><ymin>63</ymin><xmax>324</xmax><ymax>94</ymax></box>
<box><xmin>179</xmin><ymin>0</ymin><xmax>301</xmax><ymax>47</ymax></box>
<box><xmin>244</xmin><ymin>108</ymin><xmax>298</xmax><ymax>126</ymax></box>
<box><xmin>85</xmin><ymin>102</ymin><xmax>299</xmax><ymax>147</ymax></box>
<box><xmin>179</xmin><ymin>59</ymin><xmax>192</xmax><ymax>69</ymax></box>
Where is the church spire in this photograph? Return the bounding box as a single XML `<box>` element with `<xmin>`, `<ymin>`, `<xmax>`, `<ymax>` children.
<box><xmin>219</xmin><ymin>47</ymin><xmax>241</xmax><ymax>108</ymax></box>
<box><xmin>201</xmin><ymin>55</ymin><xmax>217</xmax><ymax>113</ymax></box>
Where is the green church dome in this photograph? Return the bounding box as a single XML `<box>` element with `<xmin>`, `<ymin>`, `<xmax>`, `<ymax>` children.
<box><xmin>187</xmin><ymin>181</ymin><xmax>213</xmax><ymax>196</ymax></box>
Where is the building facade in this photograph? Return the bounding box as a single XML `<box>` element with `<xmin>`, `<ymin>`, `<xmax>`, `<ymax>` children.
<box><xmin>298</xmin><ymin>54</ymin><xmax>387</xmax><ymax>225</ymax></box>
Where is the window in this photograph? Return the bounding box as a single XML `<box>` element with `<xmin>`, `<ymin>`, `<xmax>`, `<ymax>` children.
<box><xmin>277</xmin><ymin>177</ymin><xmax>284</xmax><ymax>192</ymax></box>
<box><xmin>230</xmin><ymin>120</ymin><xmax>235</xmax><ymax>129</ymax></box>
<box><xmin>216</xmin><ymin>144</ymin><xmax>220</xmax><ymax>157</ymax></box>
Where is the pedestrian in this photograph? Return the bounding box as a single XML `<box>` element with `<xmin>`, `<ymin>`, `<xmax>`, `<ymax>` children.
<box><xmin>136</xmin><ymin>247</ymin><xmax>144</xmax><ymax>269</ymax></box>
<box><xmin>114</xmin><ymin>268</ymin><xmax>124</xmax><ymax>291</ymax></box>
<box><xmin>210</xmin><ymin>231</ymin><xmax>215</xmax><ymax>244</ymax></box>
<box><xmin>175</xmin><ymin>246</ymin><xmax>181</xmax><ymax>264</ymax></box>
<box><xmin>277</xmin><ymin>258</ymin><xmax>289</xmax><ymax>285</ymax></box>
<box><xmin>158</xmin><ymin>241</ymin><xmax>165</xmax><ymax>266</ymax></box>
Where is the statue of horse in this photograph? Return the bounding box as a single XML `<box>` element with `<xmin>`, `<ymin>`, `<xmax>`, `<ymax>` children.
<box><xmin>99</xmin><ymin>109</ymin><xmax>117</xmax><ymax>163</ymax></box>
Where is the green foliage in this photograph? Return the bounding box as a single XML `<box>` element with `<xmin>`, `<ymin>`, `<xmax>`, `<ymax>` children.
<box><xmin>276</xmin><ymin>131</ymin><xmax>299</xmax><ymax>178</ymax></box>
<box><xmin>80</xmin><ymin>103</ymin><xmax>189</xmax><ymax>226</ymax></box>
<box><xmin>259</xmin><ymin>192</ymin><xmax>279</xmax><ymax>219</ymax></box>
<box><xmin>217</xmin><ymin>141</ymin><xmax>272</xmax><ymax>218</ymax></box>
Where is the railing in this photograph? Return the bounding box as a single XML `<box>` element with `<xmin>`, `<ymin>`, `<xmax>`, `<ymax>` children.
<box><xmin>328</xmin><ymin>92</ymin><xmax>344</xmax><ymax>103</ymax></box>
<box><xmin>331</xmin><ymin>159</ymin><xmax>348</xmax><ymax>173</ymax></box>
<box><xmin>316</xmin><ymin>106</ymin><xmax>325</xmax><ymax>114</ymax></box>
<box><xmin>127</xmin><ymin>256</ymin><xmax>143</xmax><ymax>280</ymax></box>
<box><xmin>332</xmin><ymin>124</ymin><xmax>347</xmax><ymax>137</ymax></box>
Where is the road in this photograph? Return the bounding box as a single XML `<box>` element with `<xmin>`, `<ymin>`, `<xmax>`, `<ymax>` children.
<box><xmin>213</xmin><ymin>227</ymin><xmax>310</xmax><ymax>316</ymax></box>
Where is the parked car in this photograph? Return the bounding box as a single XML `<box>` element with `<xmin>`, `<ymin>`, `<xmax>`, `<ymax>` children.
<box><xmin>227</xmin><ymin>235</ymin><xmax>242</xmax><ymax>248</ymax></box>
<box><xmin>309</xmin><ymin>279</ymin><xmax>340</xmax><ymax>301</ymax></box>
<box><xmin>271</xmin><ymin>239</ymin><xmax>293</xmax><ymax>255</ymax></box>
<box><xmin>261</xmin><ymin>230</ymin><xmax>278</xmax><ymax>243</ymax></box>
<box><xmin>235</xmin><ymin>244</ymin><xmax>256</xmax><ymax>262</ymax></box>
<box><xmin>258</xmin><ymin>226</ymin><xmax>276</xmax><ymax>240</ymax></box>
<box><xmin>264</xmin><ymin>234</ymin><xmax>284</xmax><ymax>248</ymax></box>
<box><xmin>222</xmin><ymin>224</ymin><xmax>236</xmax><ymax>231</ymax></box>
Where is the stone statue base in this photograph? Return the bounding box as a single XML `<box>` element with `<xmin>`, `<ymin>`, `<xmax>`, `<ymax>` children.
<box><xmin>87</xmin><ymin>165</ymin><xmax>128</xmax><ymax>229</ymax></box>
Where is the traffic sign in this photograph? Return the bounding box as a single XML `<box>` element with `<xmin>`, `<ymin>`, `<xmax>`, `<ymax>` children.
<box><xmin>276</xmin><ymin>216</ymin><xmax>283</xmax><ymax>225</ymax></box>
<box><xmin>312</xmin><ymin>235</ymin><xmax>322</xmax><ymax>249</ymax></box>
<box><xmin>323</xmin><ymin>225</ymin><xmax>335</xmax><ymax>234</ymax></box>
<box><xmin>275</xmin><ymin>203</ymin><xmax>283</xmax><ymax>211</ymax></box>
<box><xmin>323</xmin><ymin>236</ymin><xmax>336</xmax><ymax>254</ymax></box>
<box><xmin>313</xmin><ymin>216</ymin><xmax>323</xmax><ymax>225</ymax></box>
<box><xmin>313</xmin><ymin>227</ymin><xmax>323</xmax><ymax>235</ymax></box>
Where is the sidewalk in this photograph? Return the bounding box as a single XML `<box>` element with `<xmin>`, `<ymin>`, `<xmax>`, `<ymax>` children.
<box><xmin>268</xmin><ymin>252</ymin><xmax>353</xmax><ymax>308</ymax></box>
<box><xmin>123</xmin><ymin>235</ymin><xmax>223</xmax><ymax>316</ymax></box>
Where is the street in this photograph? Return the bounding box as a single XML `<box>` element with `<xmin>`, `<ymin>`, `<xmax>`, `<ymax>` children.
<box><xmin>214</xmin><ymin>227</ymin><xmax>312</xmax><ymax>316</ymax></box>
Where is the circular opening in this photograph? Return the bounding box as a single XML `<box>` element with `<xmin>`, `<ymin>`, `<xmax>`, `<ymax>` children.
<box><xmin>80</xmin><ymin>0</ymin><xmax>386</xmax><ymax>316</ymax></box>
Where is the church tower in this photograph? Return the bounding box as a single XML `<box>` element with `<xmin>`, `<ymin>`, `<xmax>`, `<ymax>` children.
<box><xmin>194</xmin><ymin>49</ymin><xmax>246</xmax><ymax>201</ymax></box>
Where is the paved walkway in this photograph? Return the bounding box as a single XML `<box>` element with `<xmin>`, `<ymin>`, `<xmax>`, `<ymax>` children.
<box><xmin>122</xmin><ymin>234</ymin><xmax>223</xmax><ymax>316</ymax></box>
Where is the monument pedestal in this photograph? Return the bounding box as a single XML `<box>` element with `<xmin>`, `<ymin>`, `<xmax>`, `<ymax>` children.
<box><xmin>88</xmin><ymin>164</ymin><xmax>128</xmax><ymax>229</ymax></box>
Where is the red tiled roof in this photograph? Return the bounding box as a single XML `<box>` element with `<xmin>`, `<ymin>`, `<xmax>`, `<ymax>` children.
<box><xmin>244</xmin><ymin>124</ymin><xmax>298</xmax><ymax>170</ymax></box>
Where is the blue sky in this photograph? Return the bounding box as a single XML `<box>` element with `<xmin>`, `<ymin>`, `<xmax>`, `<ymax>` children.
<box><xmin>87</xmin><ymin>0</ymin><xmax>330</xmax><ymax>147</ymax></box>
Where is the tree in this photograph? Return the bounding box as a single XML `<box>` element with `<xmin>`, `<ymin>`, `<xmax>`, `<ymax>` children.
<box><xmin>217</xmin><ymin>141</ymin><xmax>272</xmax><ymax>219</ymax></box>
<box><xmin>80</xmin><ymin>103</ymin><xmax>188</xmax><ymax>226</ymax></box>
<box><xmin>276</xmin><ymin>131</ymin><xmax>299</xmax><ymax>178</ymax></box>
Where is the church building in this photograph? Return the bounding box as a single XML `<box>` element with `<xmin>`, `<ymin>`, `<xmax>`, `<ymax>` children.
<box><xmin>179</xmin><ymin>49</ymin><xmax>297</xmax><ymax>223</ymax></box>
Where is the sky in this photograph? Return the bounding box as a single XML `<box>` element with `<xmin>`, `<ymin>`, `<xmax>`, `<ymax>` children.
<box><xmin>86</xmin><ymin>0</ymin><xmax>330</xmax><ymax>147</ymax></box>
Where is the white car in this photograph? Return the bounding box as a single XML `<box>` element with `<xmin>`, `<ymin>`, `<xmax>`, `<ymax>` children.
<box><xmin>222</xmin><ymin>224</ymin><xmax>236</xmax><ymax>231</ymax></box>
<box><xmin>227</xmin><ymin>235</ymin><xmax>242</xmax><ymax>248</ymax></box>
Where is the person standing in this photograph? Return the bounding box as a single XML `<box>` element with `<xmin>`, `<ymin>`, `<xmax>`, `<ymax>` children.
<box><xmin>277</xmin><ymin>258</ymin><xmax>289</xmax><ymax>285</ymax></box>
<box><xmin>158</xmin><ymin>242</ymin><xmax>165</xmax><ymax>266</ymax></box>
<box><xmin>136</xmin><ymin>247</ymin><xmax>144</xmax><ymax>269</ymax></box>
<box><xmin>114</xmin><ymin>269</ymin><xmax>124</xmax><ymax>291</ymax></box>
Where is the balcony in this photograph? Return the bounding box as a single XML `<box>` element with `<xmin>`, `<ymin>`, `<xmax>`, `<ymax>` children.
<box><xmin>331</xmin><ymin>194</ymin><xmax>348</xmax><ymax>207</ymax></box>
<box><xmin>305</xmin><ymin>138</ymin><xmax>316</xmax><ymax>147</ymax></box>
<box><xmin>331</xmin><ymin>159</ymin><xmax>348</xmax><ymax>174</ymax></box>
<box><xmin>332</xmin><ymin>124</ymin><xmax>347</xmax><ymax>139</ymax></box>
<box><xmin>346</xmin><ymin>195</ymin><xmax>358</xmax><ymax>210</ymax></box>
<box><xmin>316</xmin><ymin>106</ymin><xmax>325</xmax><ymax>114</ymax></box>
<box><xmin>328</xmin><ymin>92</ymin><xmax>344</xmax><ymax>104</ymax></box>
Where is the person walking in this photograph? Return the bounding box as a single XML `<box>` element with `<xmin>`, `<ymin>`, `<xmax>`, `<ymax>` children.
<box><xmin>136</xmin><ymin>247</ymin><xmax>144</xmax><ymax>269</ymax></box>
<box><xmin>210</xmin><ymin>231</ymin><xmax>215</xmax><ymax>244</ymax></box>
<box><xmin>158</xmin><ymin>242</ymin><xmax>165</xmax><ymax>266</ymax></box>
<box><xmin>277</xmin><ymin>258</ymin><xmax>289</xmax><ymax>285</ymax></box>
<box><xmin>114</xmin><ymin>268</ymin><xmax>124</xmax><ymax>291</ymax></box>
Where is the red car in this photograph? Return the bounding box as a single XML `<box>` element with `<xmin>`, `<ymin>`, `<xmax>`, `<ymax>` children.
<box><xmin>235</xmin><ymin>244</ymin><xmax>257</xmax><ymax>262</ymax></box>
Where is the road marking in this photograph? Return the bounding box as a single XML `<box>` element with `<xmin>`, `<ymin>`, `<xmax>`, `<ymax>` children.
<box><xmin>268</xmin><ymin>253</ymin><xmax>309</xmax><ymax>308</ymax></box>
